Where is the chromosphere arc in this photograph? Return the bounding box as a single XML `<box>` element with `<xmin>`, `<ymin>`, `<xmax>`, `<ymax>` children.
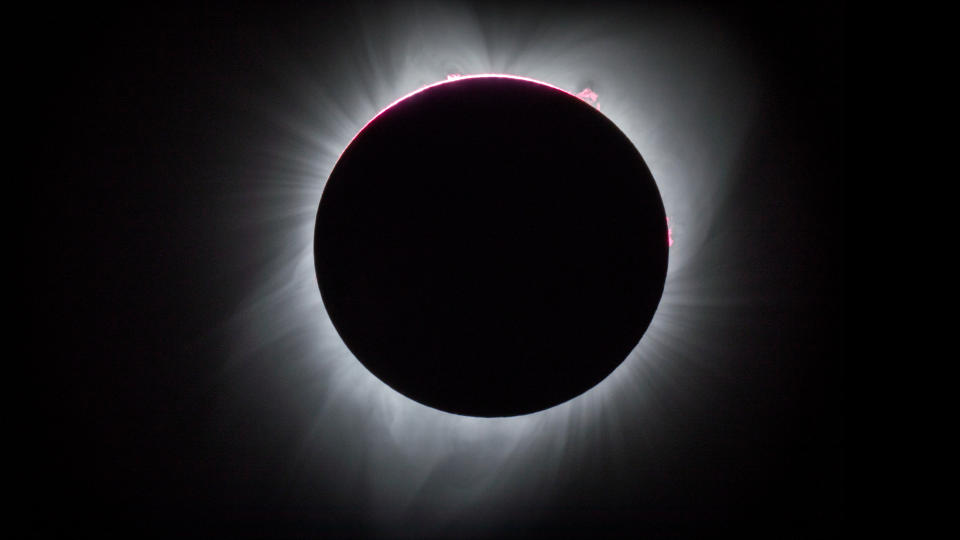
<box><xmin>314</xmin><ymin>76</ymin><xmax>668</xmax><ymax>417</ymax></box>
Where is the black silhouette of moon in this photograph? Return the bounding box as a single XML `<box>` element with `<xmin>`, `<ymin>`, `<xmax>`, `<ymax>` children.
<box><xmin>315</xmin><ymin>76</ymin><xmax>668</xmax><ymax>417</ymax></box>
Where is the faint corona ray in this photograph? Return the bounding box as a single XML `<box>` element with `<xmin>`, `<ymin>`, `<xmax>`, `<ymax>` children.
<box><xmin>220</xmin><ymin>2</ymin><xmax>759</xmax><ymax>535</ymax></box>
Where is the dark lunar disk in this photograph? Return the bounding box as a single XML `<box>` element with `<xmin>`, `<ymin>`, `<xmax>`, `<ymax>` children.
<box><xmin>315</xmin><ymin>76</ymin><xmax>668</xmax><ymax>417</ymax></box>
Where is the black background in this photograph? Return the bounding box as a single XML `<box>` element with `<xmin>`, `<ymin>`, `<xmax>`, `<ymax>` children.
<box><xmin>28</xmin><ymin>2</ymin><xmax>843</xmax><ymax>537</ymax></box>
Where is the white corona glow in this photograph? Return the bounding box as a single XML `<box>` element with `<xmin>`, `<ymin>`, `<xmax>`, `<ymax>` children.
<box><xmin>218</xmin><ymin>2</ymin><xmax>759</xmax><ymax>534</ymax></box>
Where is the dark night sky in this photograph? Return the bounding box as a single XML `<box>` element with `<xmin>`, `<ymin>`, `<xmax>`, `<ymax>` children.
<box><xmin>28</xmin><ymin>2</ymin><xmax>843</xmax><ymax>537</ymax></box>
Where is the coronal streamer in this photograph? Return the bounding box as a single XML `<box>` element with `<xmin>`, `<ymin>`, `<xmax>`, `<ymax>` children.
<box><xmin>219</xmin><ymin>2</ymin><xmax>757</xmax><ymax>534</ymax></box>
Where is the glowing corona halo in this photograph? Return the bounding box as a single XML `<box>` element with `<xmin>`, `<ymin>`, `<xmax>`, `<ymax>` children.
<box><xmin>313</xmin><ymin>75</ymin><xmax>667</xmax><ymax>417</ymax></box>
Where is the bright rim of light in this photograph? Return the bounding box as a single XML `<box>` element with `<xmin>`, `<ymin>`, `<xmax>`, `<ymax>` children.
<box><xmin>221</xmin><ymin>4</ymin><xmax>757</xmax><ymax>533</ymax></box>
<box><xmin>346</xmin><ymin>73</ymin><xmax>596</xmax><ymax>151</ymax></box>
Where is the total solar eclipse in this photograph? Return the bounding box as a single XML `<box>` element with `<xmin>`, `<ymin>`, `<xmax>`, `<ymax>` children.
<box><xmin>314</xmin><ymin>76</ymin><xmax>668</xmax><ymax>417</ymax></box>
